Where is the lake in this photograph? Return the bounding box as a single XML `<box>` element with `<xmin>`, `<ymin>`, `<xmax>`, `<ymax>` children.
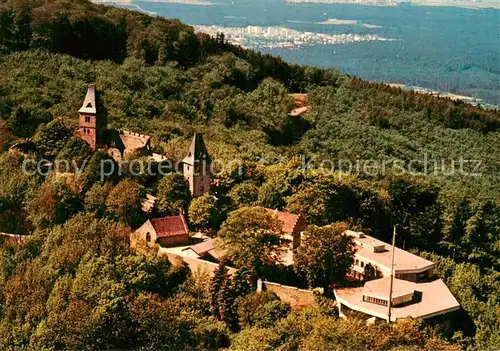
<box><xmin>123</xmin><ymin>0</ymin><xmax>500</xmax><ymax>105</ymax></box>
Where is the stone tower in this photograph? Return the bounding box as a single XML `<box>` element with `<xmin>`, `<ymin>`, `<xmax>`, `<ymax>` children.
<box><xmin>76</xmin><ymin>84</ymin><xmax>103</xmax><ymax>151</ymax></box>
<box><xmin>182</xmin><ymin>133</ymin><xmax>211</xmax><ymax>197</ymax></box>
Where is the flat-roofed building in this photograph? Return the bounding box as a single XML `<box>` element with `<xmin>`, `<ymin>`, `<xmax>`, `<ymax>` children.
<box><xmin>345</xmin><ymin>230</ymin><xmax>435</xmax><ymax>282</ymax></box>
<box><xmin>335</xmin><ymin>277</ymin><xmax>460</xmax><ymax>322</ymax></box>
<box><xmin>333</xmin><ymin>230</ymin><xmax>460</xmax><ymax>322</ymax></box>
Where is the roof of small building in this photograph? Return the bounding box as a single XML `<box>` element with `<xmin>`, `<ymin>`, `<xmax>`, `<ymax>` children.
<box><xmin>182</xmin><ymin>239</ymin><xmax>227</xmax><ymax>260</ymax></box>
<box><xmin>119</xmin><ymin>130</ymin><xmax>151</xmax><ymax>151</ymax></box>
<box><xmin>345</xmin><ymin>230</ymin><xmax>435</xmax><ymax>274</ymax></box>
<box><xmin>187</xmin><ymin>239</ymin><xmax>215</xmax><ymax>255</ymax></box>
<box><xmin>150</xmin><ymin>215</ymin><xmax>189</xmax><ymax>238</ymax></box>
<box><xmin>266</xmin><ymin>208</ymin><xmax>301</xmax><ymax>234</ymax></box>
<box><xmin>78</xmin><ymin>84</ymin><xmax>97</xmax><ymax>114</ymax></box>
<box><xmin>151</xmin><ymin>153</ymin><xmax>170</xmax><ymax>162</ymax></box>
<box><xmin>290</xmin><ymin>106</ymin><xmax>310</xmax><ymax>117</ymax></box>
<box><xmin>182</xmin><ymin>133</ymin><xmax>211</xmax><ymax>166</ymax></box>
<box><xmin>363</xmin><ymin>277</ymin><xmax>416</xmax><ymax>300</ymax></box>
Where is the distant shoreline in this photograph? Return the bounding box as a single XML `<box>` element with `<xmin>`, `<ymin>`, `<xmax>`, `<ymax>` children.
<box><xmin>286</xmin><ymin>0</ymin><xmax>500</xmax><ymax>10</ymax></box>
<box><xmin>132</xmin><ymin>0</ymin><xmax>213</xmax><ymax>5</ymax></box>
<box><xmin>135</xmin><ymin>0</ymin><xmax>215</xmax><ymax>5</ymax></box>
<box><xmin>386</xmin><ymin>83</ymin><xmax>498</xmax><ymax>108</ymax></box>
<box><xmin>96</xmin><ymin>0</ymin><xmax>215</xmax><ymax>12</ymax></box>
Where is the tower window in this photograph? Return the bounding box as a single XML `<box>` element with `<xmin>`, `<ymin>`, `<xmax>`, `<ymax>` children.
<box><xmin>146</xmin><ymin>232</ymin><xmax>151</xmax><ymax>242</ymax></box>
<box><xmin>85</xmin><ymin>116</ymin><xmax>90</xmax><ymax>123</ymax></box>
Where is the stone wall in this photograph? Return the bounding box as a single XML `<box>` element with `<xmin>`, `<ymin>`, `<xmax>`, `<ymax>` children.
<box><xmin>259</xmin><ymin>280</ymin><xmax>316</xmax><ymax>309</ymax></box>
<box><xmin>157</xmin><ymin>234</ymin><xmax>189</xmax><ymax>248</ymax></box>
<box><xmin>156</xmin><ymin>248</ymin><xmax>314</xmax><ymax>309</ymax></box>
<box><xmin>158</xmin><ymin>248</ymin><xmax>236</xmax><ymax>277</ymax></box>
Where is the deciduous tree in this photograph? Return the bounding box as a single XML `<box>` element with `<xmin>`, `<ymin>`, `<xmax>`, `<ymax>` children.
<box><xmin>294</xmin><ymin>223</ymin><xmax>355</xmax><ymax>292</ymax></box>
<box><xmin>156</xmin><ymin>173</ymin><xmax>190</xmax><ymax>216</ymax></box>
<box><xmin>188</xmin><ymin>192</ymin><xmax>220</xmax><ymax>233</ymax></box>
<box><xmin>218</xmin><ymin>206</ymin><xmax>284</xmax><ymax>276</ymax></box>
<box><xmin>106</xmin><ymin>179</ymin><xmax>144</xmax><ymax>228</ymax></box>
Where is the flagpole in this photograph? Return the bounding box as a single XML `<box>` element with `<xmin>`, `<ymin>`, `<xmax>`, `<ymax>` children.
<box><xmin>387</xmin><ymin>226</ymin><xmax>396</xmax><ymax>323</ymax></box>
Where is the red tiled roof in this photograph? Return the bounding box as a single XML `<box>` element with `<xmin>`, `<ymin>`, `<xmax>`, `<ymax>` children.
<box><xmin>266</xmin><ymin>208</ymin><xmax>299</xmax><ymax>234</ymax></box>
<box><xmin>150</xmin><ymin>215</ymin><xmax>188</xmax><ymax>238</ymax></box>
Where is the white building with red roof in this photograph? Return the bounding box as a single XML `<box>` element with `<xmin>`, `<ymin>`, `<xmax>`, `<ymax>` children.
<box><xmin>135</xmin><ymin>215</ymin><xmax>189</xmax><ymax>247</ymax></box>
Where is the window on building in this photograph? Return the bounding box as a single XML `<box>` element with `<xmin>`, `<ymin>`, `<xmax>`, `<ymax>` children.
<box><xmin>355</xmin><ymin>259</ymin><xmax>359</xmax><ymax>265</ymax></box>
<box><xmin>363</xmin><ymin>296</ymin><xmax>388</xmax><ymax>306</ymax></box>
<box><xmin>361</xmin><ymin>262</ymin><xmax>365</xmax><ymax>268</ymax></box>
<box><xmin>85</xmin><ymin>116</ymin><xmax>90</xmax><ymax>123</ymax></box>
<box><xmin>146</xmin><ymin>232</ymin><xmax>151</xmax><ymax>242</ymax></box>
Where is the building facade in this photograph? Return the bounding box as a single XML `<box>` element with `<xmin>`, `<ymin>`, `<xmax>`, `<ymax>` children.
<box><xmin>266</xmin><ymin>208</ymin><xmax>307</xmax><ymax>249</ymax></box>
<box><xmin>135</xmin><ymin>215</ymin><xmax>190</xmax><ymax>248</ymax></box>
<box><xmin>75</xmin><ymin>84</ymin><xmax>104</xmax><ymax>151</ymax></box>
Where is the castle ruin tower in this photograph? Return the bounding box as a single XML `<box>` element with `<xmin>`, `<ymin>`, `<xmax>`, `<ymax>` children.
<box><xmin>182</xmin><ymin>133</ymin><xmax>212</xmax><ymax>197</ymax></box>
<box><xmin>76</xmin><ymin>84</ymin><xmax>103</xmax><ymax>151</ymax></box>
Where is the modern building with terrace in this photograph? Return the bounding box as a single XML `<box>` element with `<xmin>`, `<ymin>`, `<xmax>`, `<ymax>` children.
<box><xmin>345</xmin><ymin>230</ymin><xmax>435</xmax><ymax>282</ymax></box>
<box><xmin>334</xmin><ymin>230</ymin><xmax>460</xmax><ymax>322</ymax></box>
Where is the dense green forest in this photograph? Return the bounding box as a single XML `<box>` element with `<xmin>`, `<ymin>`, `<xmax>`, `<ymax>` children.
<box><xmin>0</xmin><ymin>0</ymin><xmax>499</xmax><ymax>349</ymax></box>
